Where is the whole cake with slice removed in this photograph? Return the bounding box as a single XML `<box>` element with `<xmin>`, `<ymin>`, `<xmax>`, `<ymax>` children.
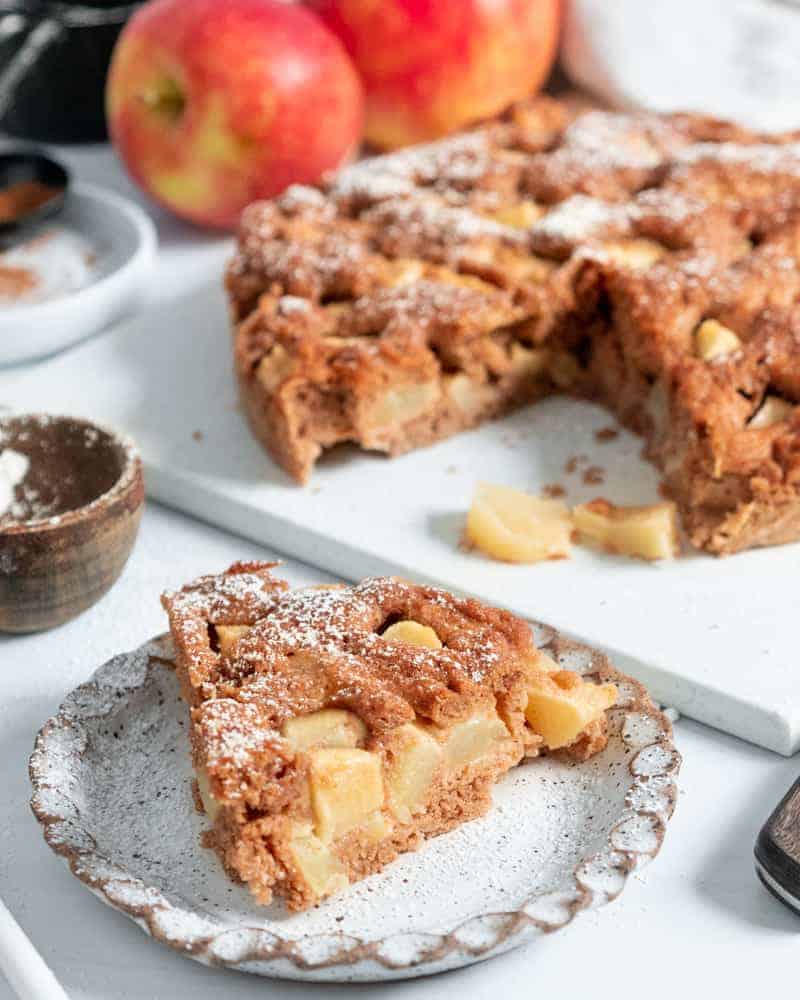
<box><xmin>227</xmin><ymin>95</ymin><xmax>800</xmax><ymax>555</ymax></box>
<box><xmin>162</xmin><ymin>562</ymin><xmax>618</xmax><ymax>911</ymax></box>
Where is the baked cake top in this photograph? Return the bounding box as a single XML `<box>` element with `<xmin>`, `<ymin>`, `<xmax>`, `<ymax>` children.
<box><xmin>226</xmin><ymin>95</ymin><xmax>800</xmax><ymax>510</ymax></box>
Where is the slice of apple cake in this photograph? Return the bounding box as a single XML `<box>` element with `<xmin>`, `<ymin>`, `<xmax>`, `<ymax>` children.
<box><xmin>163</xmin><ymin>562</ymin><xmax>616</xmax><ymax>911</ymax></box>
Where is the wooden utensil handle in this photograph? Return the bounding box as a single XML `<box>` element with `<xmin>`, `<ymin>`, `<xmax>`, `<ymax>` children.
<box><xmin>755</xmin><ymin>777</ymin><xmax>800</xmax><ymax>915</ymax></box>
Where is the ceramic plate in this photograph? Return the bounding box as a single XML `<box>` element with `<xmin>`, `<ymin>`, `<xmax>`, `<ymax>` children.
<box><xmin>0</xmin><ymin>183</ymin><xmax>156</xmax><ymax>365</ymax></box>
<box><xmin>29</xmin><ymin>628</ymin><xmax>679</xmax><ymax>982</ymax></box>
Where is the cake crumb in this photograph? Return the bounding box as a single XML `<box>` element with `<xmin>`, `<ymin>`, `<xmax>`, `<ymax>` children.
<box><xmin>564</xmin><ymin>454</ymin><xmax>588</xmax><ymax>475</ymax></box>
<box><xmin>542</xmin><ymin>482</ymin><xmax>566</xmax><ymax>498</ymax></box>
<box><xmin>595</xmin><ymin>426</ymin><xmax>619</xmax><ymax>443</ymax></box>
<box><xmin>192</xmin><ymin>430</ymin><xmax>204</xmax><ymax>442</ymax></box>
<box><xmin>582</xmin><ymin>465</ymin><xmax>606</xmax><ymax>485</ymax></box>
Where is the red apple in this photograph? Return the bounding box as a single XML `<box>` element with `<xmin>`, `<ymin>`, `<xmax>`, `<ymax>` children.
<box><xmin>106</xmin><ymin>0</ymin><xmax>364</xmax><ymax>229</ymax></box>
<box><xmin>308</xmin><ymin>0</ymin><xmax>561</xmax><ymax>150</ymax></box>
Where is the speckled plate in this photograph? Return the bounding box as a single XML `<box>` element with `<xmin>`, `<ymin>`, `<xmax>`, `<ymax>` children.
<box><xmin>29</xmin><ymin>627</ymin><xmax>680</xmax><ymax>982</ymax></box>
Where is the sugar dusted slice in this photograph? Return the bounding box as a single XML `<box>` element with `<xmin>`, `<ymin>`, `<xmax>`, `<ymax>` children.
<box><xmin>574</xmin><ymin>498</ymin><xmax>679</xmax><ymax>560</ymax></box>
<box><xmin>163</xmin><ymin>564</ymin><xmax>618</xmax><ymax>911</ymax></box>
<box><xmin>467</xmin><ymin>482</ymin><xmax>573</xmax><ymax>563</ymax></box>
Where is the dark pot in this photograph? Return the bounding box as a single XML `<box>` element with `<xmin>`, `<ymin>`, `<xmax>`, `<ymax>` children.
<box><xmin>0</xmin><ymin>1</ymin><xmax>141</xmax><ymax>143</ymax></box>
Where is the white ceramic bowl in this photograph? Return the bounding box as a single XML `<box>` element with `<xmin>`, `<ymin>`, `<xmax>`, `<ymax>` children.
<box><xmin>0</xmin><ymin>183</ymin><xmax>156</xmax><ymax>365</ymax></box>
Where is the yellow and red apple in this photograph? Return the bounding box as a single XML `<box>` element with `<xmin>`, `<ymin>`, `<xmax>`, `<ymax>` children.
<box><xmin>307</xmin><ymin>0</ymin><xmax>561</xmax><ymax>150</ymax></box>
<box><xmin>106</xmin><ymin>0</ymin><xmax>364</xmax><ymax>229</ymax></box>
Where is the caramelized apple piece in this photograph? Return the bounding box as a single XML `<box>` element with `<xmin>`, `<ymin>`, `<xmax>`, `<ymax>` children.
<box><xmin>256</xmin><ymin>344</ymin><xmax>293</xmax><ymax>392</ymax></box>
<box><xmin>510</xmin><ymin>342</ymin><xmax>550</xmax><ymax>379</ymax></box>
<box><xmin>215</xmin><ymin>624</ymin><xmax>251</xmax><ymax>659</ymax></box>
<box><xmin>485</xmin><ymin>200</ymin><xmax>545</xmax><ymax>228</ymax></box>
<box><xmin>547</xmin><ymin>350</ymin><xmax>582</xmax><ymax>389</ymax></box>
<box><xmin>749</xmin><ymin>395</ymin><xmax>793</xmax><ymax>429</ymax></box>
<box><xmin>384</xmin><ymin>258</ymin><xmax>425</xmax><ymax>287</ymax></box>
<box><xmin>283</xmin><ymin>709</ymin><xmax>367</xmax><ymax>752</ymax></box>
<box><xmin>443</xmin><ymin>713</ymin><xmax>511</xmax><ymax>769</ymax></box>
<box><xmin>368</xmin><ymin>381</ymin><xmax>440</xmax><ymax>427</ymax></box>
<box><xmin>446</xmin><ymin>373</ymin><xmax>494</xmax><ymax>417</ymax></box>
<box><xmin>195</xmin><ymin>767</ymin><xmax>220</xmax><ymax>821</ymax></box>
<box><xmin>601</xmin><ymin>238</ymin><xmax>664</xmax><ymax>269</ymax></box>
<box><xmin>526</xmin><ymin>671</ymin><xmax>617</xmax><ymax>750</ymax></box>
<box><xmin>385</xmin><ymin>722</ymin><xmax>443</xmax><ymax>822</ymax></box>
<box><xmin>286</xmin><ymin>822</ymin><xmax>348</xmax><ymax>898</ymax></box>
<box><xmin>381</xmin><ymin>620</ymin><xmax>442</xmax><ymax>649</ymax></box>
<box><xmin>695</xmin><ymin>319</ymin><xmax>741</xmax><ymax>361</ymax></box>
<box><xmin>308</xmin><ymin>747</ymin><xmax>385</xmax><ymax>843</ymax></box>
<box><xmin>467</xmin><ymin>482</ymin><xmax>573</xmax><ymax>563</ymax></box>
<box><xmin>573</xmin><ymin>498</ymin><xmax>678</xmax><ymax>560</ymax></box>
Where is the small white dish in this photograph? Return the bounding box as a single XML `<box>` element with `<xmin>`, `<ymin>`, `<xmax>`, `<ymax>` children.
<box><xmin>0</xmin><ymin>183</ymin><xmax>156</xmax><ymax>365</ymax></box>
<box><xmin>29</xmin><ymin>627</ymin><xmax>679</xmax><ymax>982</ymax></box>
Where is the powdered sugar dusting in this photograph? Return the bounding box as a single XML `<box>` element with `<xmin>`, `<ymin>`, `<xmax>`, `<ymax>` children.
<box><xmin>676</xmin><ymin>140</ymin><xmax>800</xmax><ymax>173</ymax></box>
<box><xmin>197</xmin><ymin>699</ymin><xmax>280</xmax><ymax>768</ymax></box>
<box><xmin>330</xmin><ymin>132</ymin><xmax>494</xmax><ymax>206</ymax></box>
<box><xmin>164</xmin><ymin>568</ymin><xmax>283</xmax><ymax>622</ymax></box>
<box><xmin>533</xmin><ymin>195</ymin><xmax>630</xmax><ymax>243</ymax></box>
<box><xmin>0</xmin><ymin>448</ymin><xmax>29</xmax><ymax>518</ymax></box>
<box><xmin>559</xmin><ymin>110</ymin><xmax>671</xmax><ymax>170</ymax></box>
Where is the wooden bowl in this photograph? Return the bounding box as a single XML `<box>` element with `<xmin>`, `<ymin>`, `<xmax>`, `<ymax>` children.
<box><xmin>0</xmin><ymin>414</ymin><xmax>144</xmax><ymax>633</ymax></box>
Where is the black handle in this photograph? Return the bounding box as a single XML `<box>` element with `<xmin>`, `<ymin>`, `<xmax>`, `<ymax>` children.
<box><xmin>755</xmin><ymin>777</ymin><xmax>800</xmax><ymax>915</ymax></box>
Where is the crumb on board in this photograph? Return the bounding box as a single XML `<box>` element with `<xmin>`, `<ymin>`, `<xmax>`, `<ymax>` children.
<box><xmin>594</xmin><ymin>426</ymin><xmax>619</xmax><ymax>443</ymax></box>
<box><xmin>564</xmin><ymin>454</ymin><xmax>588</xmax><ymax>475</ymax></box>
<box><xmin>542</xmin><ymin>482</ymin><xmax>566</xmax><ymax>498</ymax></box>
<box><xmin>582</xmin><ymin>465</ymin><xmax>605</xmax><ymax>485</ymax></box>
<box><xmin>192</xmin><ymin>430</ymin><xmax>204</xmax><ymax>442</ymax></box>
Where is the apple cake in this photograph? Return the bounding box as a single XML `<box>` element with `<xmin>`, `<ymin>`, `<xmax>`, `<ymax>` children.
<box><xmin>162</xmin><ymin>561</ymin><xmax>617</xmax><ymax>910</ymax></box>
<box><xmin>226</xmin><ymin>96</ymin><xmax>800</xmax><ymax>556</ymax></box>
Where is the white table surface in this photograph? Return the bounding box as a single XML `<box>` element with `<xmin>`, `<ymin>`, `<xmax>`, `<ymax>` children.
<box><xmin>1</xmin><ymin>143</ymin><xmax>799</xmax><ymax>1000</ymax></box>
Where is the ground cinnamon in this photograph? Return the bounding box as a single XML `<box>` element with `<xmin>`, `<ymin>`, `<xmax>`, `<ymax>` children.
<box><xmin>0</xmin><ymin>180</ymin><xmax>57</xmax><ymax>222</ymax></box>
<box><xmin>0</xmin><ymin>264</ymin><xmax>37</xmax><ymax>299</ymax></box>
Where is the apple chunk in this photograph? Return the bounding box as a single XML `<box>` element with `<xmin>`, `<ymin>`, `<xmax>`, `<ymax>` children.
<box><xmin>286</xmin><ymin>822</ymin><xmax>348</xmax><ymax>898</ymax></box>
<box><xmin>381</xmin><ymin>620</ymin><xmax>442</xmax><ymax>649</ymax></box>
<box><xmin>308</xmin><ymin>747</ymin><xmax>385</xmax><ymax>842</ymax></box>
<box><xmin>215</xmin><ymin>624</ymin><xmax>251</xmax><ymax>659</ymax></box>
<box><xmin>386</xmin><ymin>722</ymin><xmax>443</xmax><ymax>823</ymax></box>
<box><xmin>283</xmin><ymin>709</ymin><xmax>367</xmax><ymax>752</ymax></box>
<box><xmin>443</xmin><ymin>713</ymin><xmax>511</xmax><ymax>770</ymax></box>
<box><xmin>573</xmin><ymin>499</ymin><xmax>678</xmax><ymax>560</ymax></box>
<box><xmin>467</xmin><ymin>482</ymin><xmax>573</xmax><ymax>563</ymax></box>
<box><xmin>695</xmin><ymin>319</ymin><xmax>741</xmax><ymax>361</ymax></box>
<box><xmin>195</xmin><ymin>767</ymin><xmax>221</xmax><ymax>821</ymax></box>
<box><xmin>526</xmin><ymin>673</ymin><xmax>617</xmax><ymax>750</ymax></box>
